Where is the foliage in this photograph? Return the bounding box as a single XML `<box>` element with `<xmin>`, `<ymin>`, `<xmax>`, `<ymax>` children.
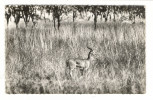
<box><xmin>5</xmin><ymin>5</ymin><xmax>145</xmax><ymax>29</ymax></box>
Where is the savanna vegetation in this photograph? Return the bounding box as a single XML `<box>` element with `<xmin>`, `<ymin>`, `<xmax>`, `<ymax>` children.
<box><xmin>6</xmin><ymin>20</ymin><xmax>145</xmax><ymax>94</ymax></box>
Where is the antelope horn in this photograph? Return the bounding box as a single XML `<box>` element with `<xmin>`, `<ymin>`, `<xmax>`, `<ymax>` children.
<box><xmin>87</xmin><ymin>46</ymin><xmax>93</xmax><ymax>52</ymax></box>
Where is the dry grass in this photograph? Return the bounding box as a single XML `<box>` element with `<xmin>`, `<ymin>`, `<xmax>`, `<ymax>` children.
<box><xmin>5</xmin><ymin>21</ymin><xmax>145</xmax><ymax>94</ymax></box>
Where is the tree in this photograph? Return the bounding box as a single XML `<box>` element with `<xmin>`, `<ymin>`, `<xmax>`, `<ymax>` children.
<box><xmin>5</xmin><ymin>5</ymin><xmax>12</xmax><ymax>26</ymax></box>
<box><xmin>71</xmin><ymin>6</ymin><xmax>78</xmax><ymax>22</ymax></box>
<box><xmin>22</xmin><ymin>5</ymin><xmax>30</xmax><ymax>27</ymax></box>
<box><xmin>12</xmin><ymin>5</ymin><xmax>22</xmax><ymax>28</ymax></box>
<box><xmin>6</xmin><ymin>5</ymin><xmax>145</xmax><ymax>29</ymax></box>
<box><xmin>90</xmin><ymin>6</ymin><xmax>107</xmax><ymax>30</ymax></box>
<box><xmin>52</xmin><ymin>5</ymin><xmax>63</xmax><ymax>30</ymax></box>
<box><xmin>98</xmin><ymin>6</ymin><xmax>107</xmax><ymax>22</ymax></box>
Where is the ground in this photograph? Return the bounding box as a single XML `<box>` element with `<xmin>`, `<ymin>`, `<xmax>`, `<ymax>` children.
<box><xmin>5</xmin><ymin>20</ymin><xmax>145</xmax><ymax>94</ymax></box>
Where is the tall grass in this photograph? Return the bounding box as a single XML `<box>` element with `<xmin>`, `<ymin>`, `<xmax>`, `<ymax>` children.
<box><xmin>5</xmin><ymin>21</ymin><xmax>145</xmax><ymax>94</ymax></box>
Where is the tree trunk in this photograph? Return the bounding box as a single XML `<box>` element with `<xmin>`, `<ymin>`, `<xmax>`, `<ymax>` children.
<box><xmin>133</xmin><ymin>15</ymin><xmax>136</xmax><ymax>23</ymax></box>
<box><xmin>73</xmin><ymin>22</ymin><xmax>76</xmax><ymax>34</ymax></box>
<box><xmin>100</xmin><ymin>14</ymin><xmax>103</xmax><ymax>21</ymax></box>
<box><xmin>113</xmin><ymin>13</ymin><xmax>116</xmax><ymax>22</ymax></box>
<box><xmin>7</xmin><ymin>17</ymin><xmax>9</xmax><ymax>26</ymax></box>
<box><xmin>129</xmin><ymin>12</ymin><xmax>132</xmax><ymax>21</ymax></box>
<box><xmin>53</xmin><ymin>16</ymin><xmax>56</xmax><ymax>29</ymax></box>
<box><xmin>73</xmin><ymin>11</ymin><xmax>75</xmax><ymax>22</ymax></box>
<box><xmin>72</xmin><ymin>10</ymin><xmax>76</xmax><ymax>34</ymax></box>
<box><xmin>105</xmin><ymin>17</ymin><xmax>107</xmax><ymax>22</ymax></box>
<box><xmin>94</xmin><ymin>13</ymin><xmax>97</xmax><ymax>30</ymax></box>
<box><xmin>80</xmin><ymin>12</ymin><xmax>83</xmax><ymax>19</ymax></box>
<box><xmin>57</xmin><ymin>15</ymin><xmax>60</xmax><ymax>30</ymax></box>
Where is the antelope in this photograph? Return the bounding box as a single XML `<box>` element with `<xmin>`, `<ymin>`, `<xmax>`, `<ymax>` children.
<box><xmin>66</xmin><ymin>46</ymin><xmax>96</xmax><ymax>78</ymax></box>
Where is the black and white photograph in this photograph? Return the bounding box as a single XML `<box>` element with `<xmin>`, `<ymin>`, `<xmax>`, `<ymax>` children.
<box><xmin>5</xmin><ymin>4</ymin><xmax>146</xmax><ymax>94</ymax></box>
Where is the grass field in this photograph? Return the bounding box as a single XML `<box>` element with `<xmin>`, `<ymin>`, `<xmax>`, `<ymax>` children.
<box><xmin>5</xmin><ymin>21</ymin><xmax>145</xmax><ymax>94</ymax></box>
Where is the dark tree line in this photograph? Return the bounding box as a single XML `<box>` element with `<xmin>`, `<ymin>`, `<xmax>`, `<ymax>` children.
<box><xmin>5</xmin><ymin>5</ymin><xmax>145</xmax><ymax>29</ymax></box>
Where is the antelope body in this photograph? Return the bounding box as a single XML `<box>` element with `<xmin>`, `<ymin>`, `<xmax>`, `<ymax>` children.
<box><xmin>66</xmin><ymin>47</ymin><xmax>95</xmax><ymax>78</ymax></box>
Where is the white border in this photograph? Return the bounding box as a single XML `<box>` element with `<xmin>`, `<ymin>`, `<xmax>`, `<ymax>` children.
<box><xmin>1</xmin><ymin>0</ymin><xmax>153</xmax><ymax>100</ymax></box>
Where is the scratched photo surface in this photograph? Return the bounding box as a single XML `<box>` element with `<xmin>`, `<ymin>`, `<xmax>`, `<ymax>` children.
<box><xmin>5</xmin><ymin>5</ymin><xmax>145</xmax><ymax>94</ymax></box>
